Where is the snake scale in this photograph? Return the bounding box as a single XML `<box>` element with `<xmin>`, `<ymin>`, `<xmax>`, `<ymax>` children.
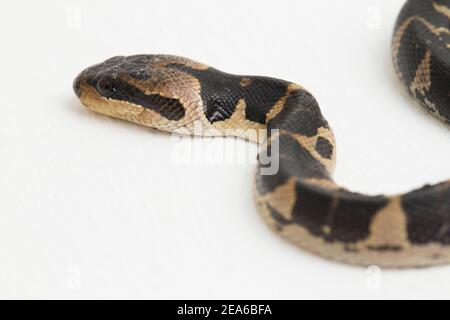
<box><xmin>74</xmin><ymin>0</ymin><xmax>450</xmax><ymax>268</ymax></box>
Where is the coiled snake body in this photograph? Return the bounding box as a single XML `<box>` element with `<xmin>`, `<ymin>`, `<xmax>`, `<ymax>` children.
<box><xmin>74</xmin><ymin>0</ymin><xmax>450</xmax><ymax>268</ymax></box>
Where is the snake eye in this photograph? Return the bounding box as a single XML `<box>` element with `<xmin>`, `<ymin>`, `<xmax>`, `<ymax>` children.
<box><xmin>96</xmin><ymin>78</ymin><xmax>116</xmax><ymax>97</ymax></box>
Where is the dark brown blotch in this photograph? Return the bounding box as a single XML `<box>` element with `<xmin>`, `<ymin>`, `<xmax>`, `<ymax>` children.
<box><xmin>315</xmin><ymin>136</ymin><xmax>334</xmax><ymax>159</ymax></box>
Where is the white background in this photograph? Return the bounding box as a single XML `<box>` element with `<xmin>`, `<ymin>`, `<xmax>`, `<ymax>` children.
<box><xmin>0</xmin><ymin>0</ymin><xmax>449</xmax><ymax>299</ymax></box>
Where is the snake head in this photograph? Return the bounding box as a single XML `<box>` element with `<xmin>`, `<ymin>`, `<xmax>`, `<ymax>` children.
<box><xmin>73</xmin><ymin>54</ymin><xmax>209</xmax><ymax>131</ymax></box>
<box><xmin>73</xmin><ymin>56</ymin><xmax>122</xmax><ymax>97</ymax></box>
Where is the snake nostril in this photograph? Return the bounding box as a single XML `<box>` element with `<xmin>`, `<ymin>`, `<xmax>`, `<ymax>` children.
<box><xmin>73</xmin><ymin>76</ymin><xmax>82</xmax><ymax>98</ymax></box>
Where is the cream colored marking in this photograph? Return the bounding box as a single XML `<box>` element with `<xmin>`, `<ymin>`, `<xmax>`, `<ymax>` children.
<box><xmin>433</xmin><ymin>1</ymin><xmax>450</xmax><ymax>19</ymax></box>
<box><xmin>151</xmin><ymin>54</ymin><xmax>209</xmax><ymax>70</ymax></box>
<box><xmin>259</xmin><ymin>178</ymin><xmax>297</xmax><ymax>221</ymax></box>
<box><xmin>363</xmin><ymin>196</ymin><xmax>409</xmax><ymax>249</ymax></box>
<box><xmin>240</xmin><ymin>77</ymin><xmax>252</xmax><ymax>87</ymax></box>
<box><xmin>322</xmin><ymin>226</ymin><xmax>331</xmax><ymax>235</ymax></box>
<box><xmin>289</xmin><ymin>127</ymin><xmax>337</xmax><ymax>174</ymax></box>
<box><xmin>392</xmin><ymin>17</ymin><xmax>413</xmax><ymax>62</ymax></box>
<box><xmin>410</xmin><ymin>50</ymin><xmax>432</xmax><ymax>96</ymax></box>
<box><xmin>265</xmin><ymin>83</ymin><xmax>304</xmax><ymax>122</ymax></box>
<box><xmin>119</xmin><ymin>70</ymin><xmax>208</xmax><ymax>129</ymax></box>
<box><xmin>423</xmin><ymin>97</ymin><xmax>439</xmax><ymax>115</ymax></box>
<box><xmin>123</xmin><ymin>71</ymin><xmax>202</xmax><ymax>101</ymax></box>
<box><xmin>210</xmin><ymin>99</ymin><xmax>265</xmax><ymax>142</ymax></box>
<box><xmin>415</xmin><ymin>16</ymin><xmax>450</xmax><ymax>36</ymax></box>
<box><xmin>301</xmin><ymin>178</ymin><xmax>340</xmax><ymax>190</ymax></box>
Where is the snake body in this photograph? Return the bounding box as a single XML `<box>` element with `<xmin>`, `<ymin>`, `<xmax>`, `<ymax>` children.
<box><xmin>74</xmin><ymin>0</ymin><xmax>450</xmax><ymax>268</ymax></box>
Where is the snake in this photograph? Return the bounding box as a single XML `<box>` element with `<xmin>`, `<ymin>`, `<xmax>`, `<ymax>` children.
<box><xmin>73</xmin><ymin>0</ymin><xmax>450</xmax><ymax>268</ymax></box>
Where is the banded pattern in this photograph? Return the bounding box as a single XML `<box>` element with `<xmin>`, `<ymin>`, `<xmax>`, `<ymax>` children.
<box><xmin>393</xmin><ymin>0</ymin><xmax>450</xmax><ymax>123</ymax></box>
<box><xmin>73</xmin><ymin>0</ymin><xmax>450</xmax><ymax>268</ymax></box>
